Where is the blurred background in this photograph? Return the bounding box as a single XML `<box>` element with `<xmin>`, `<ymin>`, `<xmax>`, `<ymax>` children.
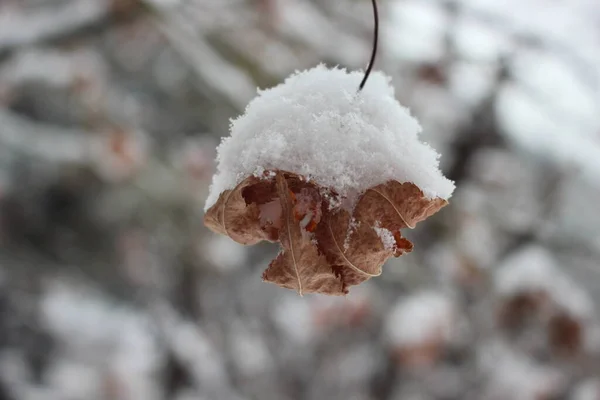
<box><xmin>0</xmin><ymin>0</ymin><xmax>599</xmax><ymax>399</ymax></box>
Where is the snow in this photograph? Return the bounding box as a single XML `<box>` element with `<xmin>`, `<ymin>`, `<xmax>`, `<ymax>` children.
<box><xmin>169</xmin><ymin>321</ymin><xmax>229</xmax><ymax>388</ymax></box>
<box><xmin>272</xmin><ymin>295</ymin><xmax>316</xmax><ymax>345</ymax></box>
<box><xmin>497</xmin><ymin>82</ymin><xmax>600</xmax><ymax>185</ymax></box>
<box><xmin>228</xmin><ymin>320</ymin><xmax>273</xmax><ymax>376</ymax></box>
<box><xmin>478</xmin><ymin>341</ymin><xmax>565</xmax><ymax>399</ymax></box>
<box><xmin>385</xmin><ymin>291</ymin><xmax>455</xmax><ymax>347</ymax></box>
<box><xmin>0</xmin><ymin>0</ymin><xmax>599</xmax><ymax>398</ymax></box>
<box><xmin>344</xmin><ymin>217</ymin><xmax>359</xmax><ymax>251</ymax></box>
<box><xmin>158</xmin><ymin>12</ymin><xmax>256</xmax><ymax>109</ymax></box>
<box><xmin>38</xmin><ymin>282</ymin><xmax>163</xmax><ymax>400</ymax></box>
<box><xmin>205</xmin><ymin>65</ymin><xmax>455</xmax><ymax>210</ymax></box>
<box><xmin>202</xmin><ymin>235</ymin><xmax>248</xmax><ymax>272</ymax></box>
<box><xmin>330</xmin><ymin>343</ymin><xmax>377</xmax><ymax>385</ymax></box>
<box><xmin>278</xmin><ymin>0</ymin><xmax>367</xmax><ymax>68</ymax></box>
<box><xmin>452</xmin><ymin>17</ymin><xmax>511</xmax><ymax>62</ymax></box>
<box><xmin>45</xmin><ymin>360</ymin><xmax>101</xmax><ymax>400</ymax></box>
<box><xmin>0</xmin><ymin>350</ymin><xmax>30</xmax><ymax>387</ymax></box>
<box><xmin>448</xmin><ymin>62</ymin><xmax>498</xmax><ymax>106</ymax></box>
<box><xmin>496</xmin><ymin>47</ymin><xmax>600</xmax><ymax>188</ymax></box>
<box><xmin>374</xmin><ymin>222</ymin><xmax>396</xmax><ymax>251</ymax></box>
<box><xmin>0</xmin><ymin>0</ymin><xmax>109</xmax><ymax>51</ymax></box>
<box><xmin>387</xmin><ymin>1</ymin><xmax>449</xmax><ymax>62</ymax></box>
<box><xmin>572</xmin><ymin>379</ymin><xmax>600</xmax><ymax>400</ymax></box>
<box><xmin>495</xmin><ymin>246</ymin><xmax>594</xmax><ymax>317</ymax></box>
<box><xmin>0</xmin><ymin>48</ymin><xmax>106</xmax><ymax>88</ymax></box>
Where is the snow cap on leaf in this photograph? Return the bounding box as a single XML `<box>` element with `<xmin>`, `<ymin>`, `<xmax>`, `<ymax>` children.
<box><xmin>205</xmin><ymin>64</ymin><xmax>454</xmax><ymax>211</ymax></box>
<box><xmin>204</xmin><ymin>65</ymin><xmax>454</xmax><ymax>295</ymax></box>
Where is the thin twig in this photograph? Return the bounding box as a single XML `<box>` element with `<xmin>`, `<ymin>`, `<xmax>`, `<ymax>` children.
<box><xmin>358</xmin><ymin>0</ymin><xmax>379</xmax><ymax>91</ymax></box>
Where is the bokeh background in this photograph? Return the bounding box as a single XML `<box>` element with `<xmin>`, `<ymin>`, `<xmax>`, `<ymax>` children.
<box><xmin>1</xmin><ymin>0</ymin><xmax>600</xmax><ymax>399</ymax></box>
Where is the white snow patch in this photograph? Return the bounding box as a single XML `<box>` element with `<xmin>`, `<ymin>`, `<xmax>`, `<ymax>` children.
<box><xmin>169</xmin><ymin>321</ymin><xmax>228</xmax><ymax>388</ymax></box>
<box><xmin>572</xmin><ymin>379</ymin><xmax>600</xmax><ymax>400</ymax></box>
<box><xmin>228</xmin><ymin>320</ymin><xmax>273</xmax><ymax>376</ymax></box>
<box><xmin>344</xmin><ymin>217</ymin><xmax>360</xmax><ymax>251</ymax></box>
<box><xmin>45</xmin><ymin>360</ymin><xmax>101</xmax><ymax>400</ymax></box>
<box><xmin>385</xmin><ymin>291</ymin><xmax>456</xmax><ymax>347</ymax></box>
<box><xmin>374</xmin><ymin>222</ymin><xmax>396</xmax><ymax>251</ymax></box>
<box><xmin>478</xmin><ymin>341</ymin><xmax>565</xmax><ymax>399</ymax></box>
<box><xmin>272</xmin><ymin>296</ymin><xmax>316</xmax><ymax>345</ymax></box>
<box><xmin>495</xmin><ymin>246</ymin><xmax>594</xmax><ymax>318</ymax></box>
<box><xmin>205</xmin><ymin>65</ymin><xmax>454</xmax><ymax>210</ymax></box>
<box><xmin>202</xmin><ymin>235</ymin><xmax>248</xmax><ymax>272</ymax></box>
<box><xmin>452</xmin><ymin>16</ymin><xmax>511</xmax><ymax>62</ymax></box>
<box><xmin>387</xmin><ymin>0</ymin><xmax>449</xmax><ymax>62</ymax></box>
<box><xmin>497</xmin><ymin>50</ymin><xmax>600</xmax><ymax>185</ymax></box>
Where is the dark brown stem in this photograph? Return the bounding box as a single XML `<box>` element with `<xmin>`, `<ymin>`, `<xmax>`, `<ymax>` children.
<box><xmin>358</xmin><ymin>0</ymin><xmax>379</xmax><ymax>91</ymax></box>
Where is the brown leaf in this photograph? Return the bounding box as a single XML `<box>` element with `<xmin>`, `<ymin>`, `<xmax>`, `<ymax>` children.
<box><xmin>417</xmin><ymin>62</ymin><xmax>447</xmax><ymax>86</ymax></box>
<box><xmin>548</xmin><ymin>312</ymin><xmax>583</xmax><ymax>357</ymax></box>
<box><xmin>394</xmin><ymin>340</ymin><xmax>444</xmax><ymax>369</ymax></box>
<box><xmin>109</xmin><ymin>129</ymin><xmax>135</xmax><ymax>165</ymax></box>
<box><xmin>261</xmin><ymin>173</ymin><xmax>345</xmax><ymax>296</ymax></box>
<box><xmin>204</xmin><ymin>171</ymin><xmax>449</xmax><ymax>295</ymax></box>
<box><xmin>204</xmin><ymin>176</ymin><xmax>269</xmax><ymax>245</ymax></box>
<box><xmin>363</xmin><ymin>181</ymin><xmax>448</xmax><ymax>230</ymax></box>
<box><xmin>110</xmin><ymin>0</ymin><xmax>142</xmax><ymax>18</ymax></box>
<box><xmin>315</xmin><ymin>181</ymin><xmax>444</xmax><ymax>291</ymax></box>
<box><xmin>315</xmin><ymin>208</ymin><xmax>392</xmax><ymax>289</ymax></box>
<box><xmin>242</xmin><ymin>177</ymin><xmax>281</xmax><ymax>241</ymax></box>
<box><xmin>498</xmin><ymin>290</ymin><xmax>549</xmax><ymax>329</ymax></box>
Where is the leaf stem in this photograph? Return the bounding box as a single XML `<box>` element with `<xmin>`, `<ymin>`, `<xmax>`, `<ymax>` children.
<box><xmin>358</xmin><ymin>0</ymin><xmax>379</xmax><ymax>92</ymax></box>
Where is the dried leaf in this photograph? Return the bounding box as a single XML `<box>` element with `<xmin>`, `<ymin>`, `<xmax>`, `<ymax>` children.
<box><xmin>261</xmin><ymin>173</ymin><xmax>345</xmax><ymax>296</ymax></box>
<box><xmin>204</xmin><ymin>176</ymin><xmax>269</xmax><ymax>245</ymax></box>
<box><xmin>315</xmin><ymin>208</ymin><xmax>392</xmax><ymax>289</ymax></box>
<box><xmin>498</xmin><ymin>290</ymin><xmax>549</xmax><ymax>329</ymax></box>
<box><xmin>204</xmin><ymin>171</ymin><xmax>449</xmax><ymax>295</ymax></box>
<box><xmin>548</xmin><ymin>312</ymin><xmax>582</xmax><ymax>357</ymax></box>
<box><xmin>394</xmin><ymin>340</ymin><xmax>444</xmax><ymax>369</ymax></box>
<box><xmin>315</xmin><ymin>181</ymin><xmax>445</xmax><ymax>291</ymax></box>
<box><xmin>363</xmin><ymin>181</ymin><xmax>448</xmax><ymax>230</ymax></box>
<box><xmin>242</xmin><ymin>177</ymin><xmax>281</xmax><ymax>241</ymax></box>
